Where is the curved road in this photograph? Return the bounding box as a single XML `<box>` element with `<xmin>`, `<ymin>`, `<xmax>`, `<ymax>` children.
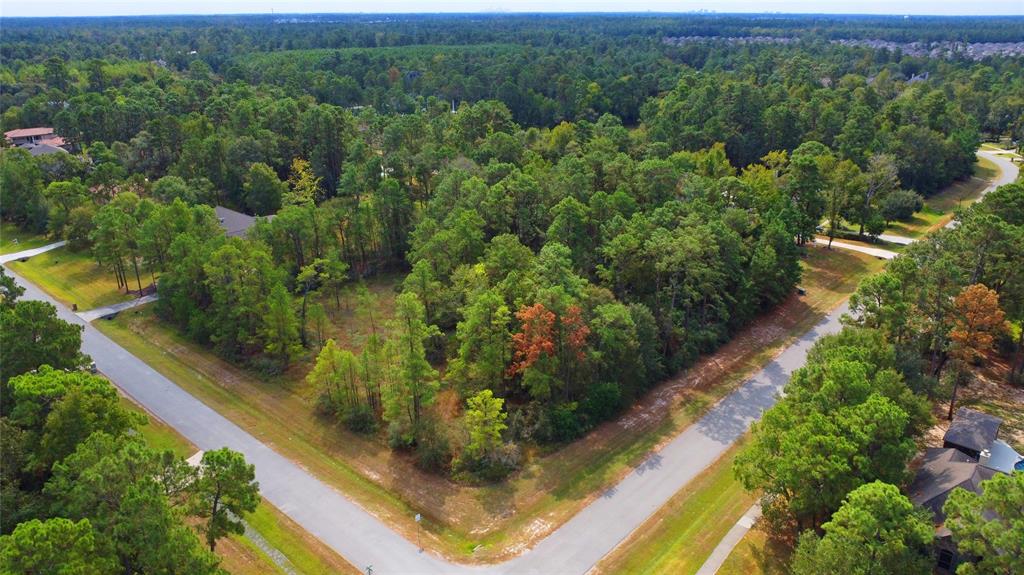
<box><xmin>5</xmin><ymin>150</ymin><xmax>1016</xmax><ymax>575</ymax></box>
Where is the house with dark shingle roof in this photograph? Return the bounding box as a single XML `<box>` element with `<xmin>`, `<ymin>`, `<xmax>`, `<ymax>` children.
<box><xmin>944</xmin><ymin>408</ymin><xmax>1002</xmax><ymax>459</ymax></box>
<box><xmin>908</xmin><ymin>408</ymin><xmax>1022</xmax><ymax>573</ymax></box>
<box><xmin>214</xmin><ymin>206</ymin><xmax>274</xmax><ymax>238</ymax></box>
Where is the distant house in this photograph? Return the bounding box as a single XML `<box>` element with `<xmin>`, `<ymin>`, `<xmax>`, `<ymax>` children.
<box><xmin>214</xmin><ymin>206</ymin><xmax>273</xmax><ymax>238</ymax></box>
<box><xmin>4</xmin><ymin>127</ymin><xmax>69</xmax><ymax>156</ymax></box>
<box><xmin>908</xmin><ymin>408</ymin><xmax>1023</xmax><ymax>573</ymax></box>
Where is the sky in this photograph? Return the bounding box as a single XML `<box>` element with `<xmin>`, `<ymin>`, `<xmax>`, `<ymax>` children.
<box><xmin>1</xmin><ymin>0</ymin><xmax>1022</xmax><ymax>17</ymax></box>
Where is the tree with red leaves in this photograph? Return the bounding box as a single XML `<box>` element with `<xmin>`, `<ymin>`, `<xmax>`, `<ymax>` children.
<box><xmin>509</xmin><ymin>302</ymin><xmax>590</xmax><ymax>401</ymax></box>
<box><xmin>508</xmin><ymin>303</ymin><xmax>556</xmax><ymax>375</ymax></box>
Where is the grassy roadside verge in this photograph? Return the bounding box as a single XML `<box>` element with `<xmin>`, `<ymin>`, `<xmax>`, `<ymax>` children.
<box><xmin>118</xmin><ymin>396</ymin><xmax>357</xmax><ymax>575</ymax></box>
<box><xmin>0</xmin><ymin>222</ymin><xmax>49</xmax><ymax>255</ymax></box>
<box><xmin>7</xmin><ymin>246</ymin><xmax>134</xmax><ymax>310</ymax></box>
<box><xmin>886</xmin><ymin>156</ymin><xmax>998</xmax><ymax>238</ymax></box>
<box><xmin>593</xmin><ymin>444</ymin><xmax>756</xmax><ymax>575</ymax></box>
<box><xmin>93</xmin><ymin>245</ymin><xmax>883</xmax><ymax>561</ymax></box>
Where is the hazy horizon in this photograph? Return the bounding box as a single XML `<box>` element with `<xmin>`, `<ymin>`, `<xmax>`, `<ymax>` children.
<box><xmin>2</xmin><ymin>1</ymin><xmax>1022</xmax><ymax>18</ymax></box>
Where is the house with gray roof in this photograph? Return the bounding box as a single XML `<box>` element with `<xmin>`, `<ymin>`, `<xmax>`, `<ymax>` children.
<box><xmin>214</xmin><ymin>206</ymin><xmax>274</xmax><ymax>238</ymax></box>
<box><xmin>908</xmin><ymin>408</ymin><xmax>1022</xmax><ymax>573</ymax></box>
<box><xmin>944</xmin><ymin>408</ymin><xmax>1002</xmax><ymax>459</ymax></box>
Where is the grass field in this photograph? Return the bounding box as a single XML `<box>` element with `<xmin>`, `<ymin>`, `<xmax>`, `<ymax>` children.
<box><xmin>94</xmin><ymin>245</ymin><xmax>883</xmax><ymax>561</ymax></box>
<box><xmin>0</xmin><ymin>222</ymin><xmax>50</xmax><ymax>255</ymax></box>
<box><xmin>593</xmin><ymin>444</ymin><xmax>757</xmax><ymax>575</ymax></box>
<box><xmin>118</xmin><ymin>396</ymin><xmax>356</xmax><ymax>575</ymax></box>
<box><xmin>885</xmin><ymin>156</ymin><xmax>998</xmax><ymax>238</ymax></box>
<box><xmin>7</xmin><ymin>246</ymin><xmax>136</xmax><ymax>310</ymax></box>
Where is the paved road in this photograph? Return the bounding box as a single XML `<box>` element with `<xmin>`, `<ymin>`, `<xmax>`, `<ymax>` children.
<box><xmin>944</xmin><ymin>150</ymin><xmax>1019</xmax><ymax>230</ymax></box>
<box><xmin>0</xmin><ymin>239</ymin><xmax>65</xmax><ymax>264</ymax></box>
<box><xmin>875</xmin><ymin>233</ymin><xmax>915</xmax><ymax>245</ymax></box>
<box><xmin>813</xmin><ymin>237</ymin><xmax>898</xmax><ymax>259</ymax></box>
<box><xmin>77</xmin><ymin>293</ymin><xmax>159</xmax><ymax>322</ymax></box>
<box><xmin>6</xmin><ymin>254</ymin><xmax>849</xmax><ymax>574</ymax></box>
<box><xmin>5</xmin><ymin>150</ymin><xmax>1015</xmax><ymax>575</ymax></box>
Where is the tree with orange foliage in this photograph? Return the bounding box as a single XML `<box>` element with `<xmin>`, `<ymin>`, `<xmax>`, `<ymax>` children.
<box><xmin>508</xmin><ymin>302</ymin><xmax>589</xmax><ymax>401</ymax></box>
<box><xmin>946</xmin><ymin>284</ymin><xmax>1008</xmax><ymax>420</ymax></box>
<box><xmin>508</xmin><ymin>303</ymin><xmax>556</xmax><ymax>376</ymax></box>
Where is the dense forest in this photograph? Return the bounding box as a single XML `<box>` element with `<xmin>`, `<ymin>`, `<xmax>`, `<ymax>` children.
<box><xmin>1</xmin><ymin>14</ymin><xmax>1022</xmax><ymax>482</ymax></box>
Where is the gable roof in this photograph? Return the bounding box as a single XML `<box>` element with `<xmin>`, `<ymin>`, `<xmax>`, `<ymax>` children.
<box><xmin>945</xmin><ymin>408</ymin><xmax>1002</xmax><ymax>454</ymax></box>
<box><xmin>214</xmin><ymin>206</ymin><xmax>258</xmax><ymax>238</ymax></box>
<box><xmin>908</xmin><ymin>448</ymin><xmax>998</xmax><ymax>521</ymax></box>
<box><xmin>4</xmin><ymin>127</ymin><xmax>55</xmax><ymax>139</ymax></box>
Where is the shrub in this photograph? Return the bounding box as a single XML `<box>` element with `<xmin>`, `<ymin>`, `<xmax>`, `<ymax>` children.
<box><xmin>881</xmin><ymin>189</ymin><xmax>924</xmax><ymax>222</ymax></box>
<box><xmin>581</xmin><ymin>381</ymin><xmax>623</xmax><ymax>424</ymax></box>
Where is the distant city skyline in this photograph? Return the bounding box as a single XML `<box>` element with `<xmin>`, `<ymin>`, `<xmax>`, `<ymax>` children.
<box><xmin>2</xmin><ymin>0</ymin><xmax>1022</xmax><ymax>18</ymax></box>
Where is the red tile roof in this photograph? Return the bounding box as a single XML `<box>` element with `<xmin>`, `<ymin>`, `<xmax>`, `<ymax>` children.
<box><xmin>4</xmin><ymin>127</ymin><xmax>55</xmax><ymax>139</ymax></box>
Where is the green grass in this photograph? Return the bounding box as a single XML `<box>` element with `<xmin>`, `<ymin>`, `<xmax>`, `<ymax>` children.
<box><xmin>0</xmin><ymin>222</ymin><xmax>50</xmax><ymax>255</ymax></box>
<box><xmin>885</xmin><ymin>156</ymin><xmax>999</xmax><ymax>239</ymax></box>
<box><xmin>120</xmin><ymin>396</ymin><xmax>194</xmax><ymax>458</ymax></box>
<box><xmin>244</xmin><ymin>504</ymin><xmax>359</xmax><ymax>575</ymax></box>
<box><xmin>118</xmin><ymin>395</ymin><xmax>355</xmax><ymax>574</ymax></box>
<box><xmin>596</xmin><ymin>446</ymin><xmax>757</xmax><ymax>575</ymax></box>
<box><xmin>6</xmin><ymin>246</ymin><xmax>135</xmax><ymax>310</ymax></box>
<box><xmin>716</xmin><ymin>528</ymin><xmax>790</xmax><ymax>575</ymax></box>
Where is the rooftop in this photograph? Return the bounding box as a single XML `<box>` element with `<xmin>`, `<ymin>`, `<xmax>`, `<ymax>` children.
<box><xmin>908</xmin><ymin>447</ymin><xmax>998</xmax><ymax>522</ymax></box>
<box><xmin>24</xmin><ymin>143</ymin><xmax>68</xmax><ymax>157</ymax></box>
<box><xmin>944</xmin><ymin>407</ymin><xmax>1002</xmax><ymax>454</ymax></box>
<box><xmin>214</xmin><ymin>205</ymin><xmax>258</xmax><ymax>238</ymax></box>
<box><xmin>4</xmin><ymin>127</ymin><xmax>55</xmax><ymax>139</ymax></box>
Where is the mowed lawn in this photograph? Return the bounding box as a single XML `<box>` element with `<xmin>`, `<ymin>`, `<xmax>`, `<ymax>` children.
<box><xmin>716</xmin><ymin>527</ymin><xmax>790</xmax><ymax>575</ymax></box>
<box><xmin>118</xmin><ymin>396</ymin><xmax>357</xmax><ymax>575</ymax></box>
<box><xmin>7</xmin><ymin>246</ymin><xmax>135</xmax><ymax>310</ymax></box>
<box><xmin>593</xmin><ymin>445</ymin><xmax>757</xmax><ymax>575</ymax></box>
<box><xmin>93</xmin><ymin>245</ymin><xmax>884</xmax><ymax>562</ymax></box>
<box><xmin>886</xmin><ymin>156</ymin><xmax>998</xmax><ymax>239</ymax></box>
<box><xmin>0</xmin><ymin>222</ymin><xmax>51</xmax><ymax>255</ymax></box>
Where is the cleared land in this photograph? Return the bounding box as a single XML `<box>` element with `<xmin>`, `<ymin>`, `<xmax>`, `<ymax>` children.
<box><xmin>0</xmin><ymin>222</ymin><xmax>49</xmax><ymax>255</ymax></box>
<box><xmin>93</xmin><ymin>244</ymin><xmax>884</xmax><ymax>561</ymax></box>
<box><xmin>119</xmin><ymin>396</ymin><xmax>356</xmax><ymax>575</ymax></box>
<box><xmin>7</xmin><ymin>246</ymin><xmax>136</xmax><ymax>310</ymax></box>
